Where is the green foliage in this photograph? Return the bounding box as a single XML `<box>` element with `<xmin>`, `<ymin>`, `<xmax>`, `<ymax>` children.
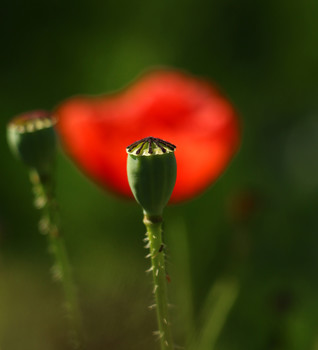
<box><xmin>1</xmin><ymin>0</ymin><xmax>318</xmax><ymax>349</ymax></box>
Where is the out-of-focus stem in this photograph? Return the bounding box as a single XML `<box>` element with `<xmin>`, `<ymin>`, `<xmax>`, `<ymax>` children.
<box><xmin>30</xmin><ymin>170</ymin><xmax>84</xmax><ymax>349</ymax></box>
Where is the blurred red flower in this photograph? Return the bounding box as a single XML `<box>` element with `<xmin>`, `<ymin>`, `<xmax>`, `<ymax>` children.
<box><xmin>56</xmin><ymin>69</ymin><xmax>240</xmax><ymax>202</ymax></box>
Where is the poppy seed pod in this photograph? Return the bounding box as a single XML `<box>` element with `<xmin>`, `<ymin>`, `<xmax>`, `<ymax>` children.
<box><xmin>127</xmin><ymin>137</ymin><xmax>177</xmax><ymax>217</ymax></box>
<box><xmin>7</xmin><ymin>111</ymin><xmax>57</xmax><ymax>174</ymax></box>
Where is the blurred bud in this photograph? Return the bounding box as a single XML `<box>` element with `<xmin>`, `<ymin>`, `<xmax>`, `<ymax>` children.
<box><xmin>226</xmin><ymin>189</ymin><xmax>261</xmax><ymax>224</ymax></box>
<box><xmin>7</xmin><ymin>110</ymin><xmax>57</xmax><ymax>174</ymax></box>
<box><xmin>127</xmin><ymin>137</ymin><xmax>177</xmax><ymax>217</ymax></box>
<box><xmin>270</xmin><ymin>289</ymin><xmax>294</xmax><ymax>315</ymax></box>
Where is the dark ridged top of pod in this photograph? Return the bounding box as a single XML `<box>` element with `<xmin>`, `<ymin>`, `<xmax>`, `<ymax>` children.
<box><xmin>126</xmin><ymin>136</ymin><xmax>176</xmax><ymax>156</ymax></box>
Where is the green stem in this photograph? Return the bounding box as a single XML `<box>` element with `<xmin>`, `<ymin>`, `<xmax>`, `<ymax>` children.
<box><xmin>47</xmin><ymin>230</ymin><xmax>84</xmax><ymax>349</ymax></box>
<box><xmin>30</xmin><ymin>170</ymin><xmax>84</xmax><ymax>349</ymax></box>
<box><xmin>143</xmin><ymin>214</ymin><xmax>174</xmax><ymax>350</ymax></box>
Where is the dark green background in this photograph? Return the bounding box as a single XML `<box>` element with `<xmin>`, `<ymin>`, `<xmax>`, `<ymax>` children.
<box><xmin>1</xmin><ymin>0</ymin><xmax>318</xmax><ymax>349</ymax></box>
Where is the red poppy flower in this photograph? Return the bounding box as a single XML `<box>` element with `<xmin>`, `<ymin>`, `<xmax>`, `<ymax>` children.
<box><xmin>56</xmin><ymin>69</ymin><xmax>240</xmax><ymax>202</ymax></box>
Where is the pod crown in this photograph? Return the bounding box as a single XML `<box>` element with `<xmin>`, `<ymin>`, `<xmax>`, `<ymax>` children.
<box><xmin>8</xmin><ymin>111</ymin><xmax>57</xmax><ymax>134</ymax></box>
<box><xmin>126</xmin><ymin>136</ymin><xmax>176</xmax><ymax>156</ymax></box>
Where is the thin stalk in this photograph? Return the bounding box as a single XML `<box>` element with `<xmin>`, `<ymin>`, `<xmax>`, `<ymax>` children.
<box><xmin>189</xmin><ymin>278</ymin><xmax>239</xmax><ymax>350</ymax></box>
<box><xmin>143</xmin><ymin>214</ymin><xmax>174</xmax><ymax>350</ymax></box>
<box><xmin>30</xmin><ymin>169</ymin><xmax>84</xmax><ymax>349</ymax></box>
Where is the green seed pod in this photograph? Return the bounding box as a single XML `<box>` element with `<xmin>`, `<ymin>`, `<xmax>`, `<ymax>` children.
<box><xmin>7</xmin><ymin>111</ymin><xmax>57</xmax><ymax>175</ymax></box>
<box><xmin>127</xmin><ymin>137</ymin><xmax>177</xmax><ymax>217</ymax></box>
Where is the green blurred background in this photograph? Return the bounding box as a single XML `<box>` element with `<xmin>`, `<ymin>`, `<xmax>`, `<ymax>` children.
<box><xmin>1</xmin><ymin>0</ymin><xmax>318</xmax><ymax>349</ymax></box>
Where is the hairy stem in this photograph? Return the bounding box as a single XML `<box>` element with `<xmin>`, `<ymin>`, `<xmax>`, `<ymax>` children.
<box><xmin>143</xmin><ymin>214</ymin><xmax>174</xmax><ymax>350</ymax></box>
<box><xmin>30</xmin><ymin>169</ymin><xmax>84</xmax><ymax>349</ymax></box>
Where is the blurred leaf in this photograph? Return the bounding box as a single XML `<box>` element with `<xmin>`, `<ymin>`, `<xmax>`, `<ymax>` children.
<box><xmin>190</xmin><ymin>278</ymin><xmax>239</xmax><ymax>350</ymax></box>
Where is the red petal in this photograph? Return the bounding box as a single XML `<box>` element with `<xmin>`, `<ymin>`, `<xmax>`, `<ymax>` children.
<box><xmin>56</xmin><ymin>70</ymin><xmax>240</xmax><ymax>202</ymax></box>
